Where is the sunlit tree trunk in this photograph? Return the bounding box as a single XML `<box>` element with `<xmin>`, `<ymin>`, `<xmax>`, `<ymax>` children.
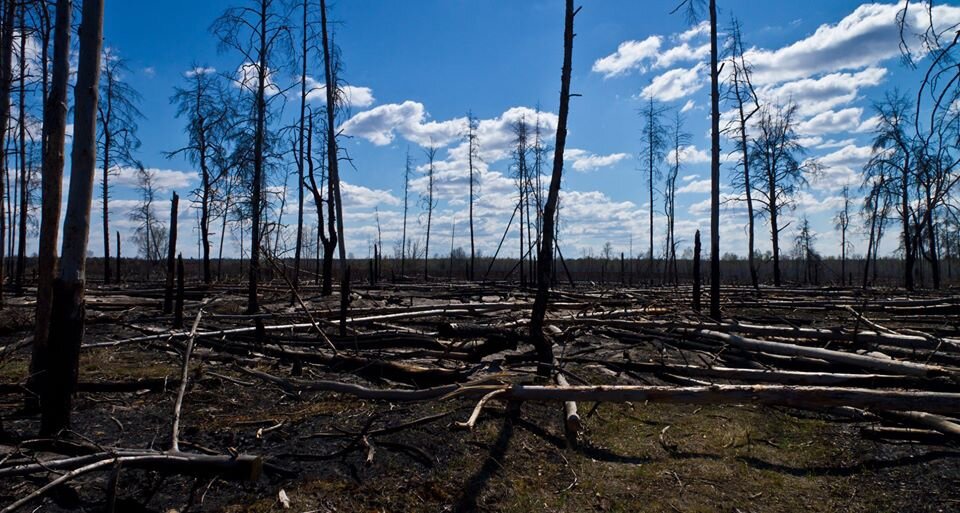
<box><xmin>41</xmin><ymin>0</ymin><xmax>104</xmax><ymax>435</ymax></box>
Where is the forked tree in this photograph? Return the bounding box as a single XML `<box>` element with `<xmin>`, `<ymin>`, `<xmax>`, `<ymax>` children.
<box><xmin>29</xmin><ymin>0</ymin><xmax>72</xmax><ymax>409</ymax></box>
<box><xmin>865</xmin><ymin>92</ymin><xmax>916</xmax><ymax>290</ymax></box>
<box><xmin>834</xmin><ymin>185</ymin><xmax>852</xmax><ymax>285</ymax></box>
<box><xmin>40</xmin><ymin>0</ymin><xmax>104</xmax><ymax>435</ymax></box>
<box><xmin>320</xmin><ymin>0</ymin><xmax>347</xmax><ymax>288</ymax></box>
<box><xmin>530</xmin><ymin>0</ymin><xmax>578</xmax><ymax>375</ymax></box>
<box><xmin>664</xmin><ymin>111</ymin><xmax>689</xmax><ymax>285</ymax></box>
<box><xmin>725</xmin><ymin>17</ymin><xmax>761</xmax><ymax>289</ymax></box>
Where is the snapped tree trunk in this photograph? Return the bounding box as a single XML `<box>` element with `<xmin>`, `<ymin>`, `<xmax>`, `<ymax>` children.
<box><xmin>163</xmin><ymin>192</ymin><xmax>179</xmax><ymax>314</ymax></box>
<box><xmin>530</xmin><ymin>0</ymin><xmax>577</xmax><ymax>376</ymax></box>
<box><xmin>41</xmin><ymin>0</ymin><xmax>104</xmax><ymax>435</ymax></box>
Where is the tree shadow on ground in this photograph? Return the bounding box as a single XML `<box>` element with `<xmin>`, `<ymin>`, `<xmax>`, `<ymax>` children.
<box><xmin>453</xmin><ymin>415</ymin><xmax>515</xmax><ymax>513</ymax></box>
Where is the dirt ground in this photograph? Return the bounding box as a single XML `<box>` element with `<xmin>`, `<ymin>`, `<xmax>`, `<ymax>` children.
<box><xmin>1</xmin><ymin>282</ymin><xmax>959</xmax><ymax>512</ymax></box>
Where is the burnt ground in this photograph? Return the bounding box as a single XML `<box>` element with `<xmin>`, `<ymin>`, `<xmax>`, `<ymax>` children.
<box><xmin>1</xmin><ymin>281</ymin><xmax>959</xmax><ymax>512</ymax></box>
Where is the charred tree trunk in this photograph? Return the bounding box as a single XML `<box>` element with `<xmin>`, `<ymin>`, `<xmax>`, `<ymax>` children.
<box><xmin>708</xmin><ymin>0</ymin><xmax>721</xmax><ymax>320</ymax></box>
<box><xmin>14</xmin><ymin>2</ymin><xmax>26</xmax><ymax>296</ymax></box>
<box><xmin>29</xmin><ymin>0</ymin><xmax>73</xmax><ymax>409</ymax></box>
<box><xmin>163</xmin><ymin>192</ymin><xmax>179</xmax><ymax>314</ymax></box>
<box><xmin>0</xmin><ymin>0</ymin><xmax>15</xmax><ymax>307</ymax></box>
<box><xmin>174</xmin><ymin>254</ymin><xmax>184</xmax><ymax>329</ymax></box>
<box><xmin>293</xmin><ymin>0</ymin><xmax>308</xmax><ymax>295</ymax></box>
<box><xmin>320</xmin><ymin>0</ymin><xmax>346</xmax><ymax>287</ymax></box>
<box><xmin>41</xmin><ymin>0</ymin><xmax>104</xmax><ymax>435</ymax></box>
<box><xmin>693</xmin><ymin>229</ymin><xmax>701</xmax><ymax>312</ymax></box>
<box><xmin>247</xmin><ymin>0</ymin><xmax>269</xmax><ymax>314</ymax></box>
<box><xmin>530</xmin><ymin>0</ymin><xmax>577</xmax><ymax>376</ymax></box>
<box><xmin>901</xmin><ymin>156</ymin><xmax>914</xmax><ymax>291</ymax></box>
<box><xmin>115</xmin><ymin>230</ymin><xmax>120</xmax><ymax>281</ymax></box>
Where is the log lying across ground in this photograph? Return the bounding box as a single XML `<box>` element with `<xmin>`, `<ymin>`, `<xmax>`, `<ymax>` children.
<box><xmin>449</xmin><ymin>384</ymin><xmax>960</xmax><ymax>415</ymax></box>
<box><xmin>685</xmin><ymin>329</ymin><xmax>958</xmax><ymax>379</ymax></box>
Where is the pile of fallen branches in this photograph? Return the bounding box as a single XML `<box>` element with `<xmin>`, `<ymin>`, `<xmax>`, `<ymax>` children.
<box><xmin>2</xmin><ymin>281</ymin><xmax>959</xmax><ymax>508</ymax></box>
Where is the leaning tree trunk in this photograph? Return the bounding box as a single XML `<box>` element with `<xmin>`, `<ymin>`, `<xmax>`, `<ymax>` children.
<box><xmin>29</xmin><ymin>0</ymin><xmax>73</xmax><ymax>406</ymax></box>
<box><xmin>530</xmin><ymin>0</ymin><xmax>577</xmax><ymax>376</ymax></box>
<box><xmin>708</xmin><ymin>0</ymin><xmax>721</xmax><ymax>320</ymax></box>
<box><xmin>41</xmin><ymin>0</ymin><xmax>104</xmax><ymax>435</ymax></box>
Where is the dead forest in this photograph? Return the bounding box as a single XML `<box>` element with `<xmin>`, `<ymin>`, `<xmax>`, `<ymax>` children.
<box><xmin>0</xmin><ymin>0</ymin><xmax>960</xmax><ymax>511</ymax></box>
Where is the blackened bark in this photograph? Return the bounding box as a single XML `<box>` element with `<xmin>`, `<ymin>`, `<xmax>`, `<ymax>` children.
<box><xmin>530</xmin><ymin>0</ymin><xmax>577</xmax><ymax>376</ymax></box>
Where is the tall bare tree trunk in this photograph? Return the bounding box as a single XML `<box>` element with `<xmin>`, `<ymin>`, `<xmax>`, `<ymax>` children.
<box><xmin>14</xmin><ymin>0</ymin><xmax>26</xmax><ymax>295</ymax></box>
<box><xmin>467</xmin><ymin>114</ymin><xmax>476</xmax><ymax>281</ymax></box>
<box><xmin>901</xmin><ymin>154</ymin><xmax>914</xmax><ymax>290</ymax></box>
<box><xmin>247</xmin><ymin>0</ymin><xmax>268</xmax><ymax>313</ymax></box>
<box><xmin>41</xmin><ymin>0</ymin><xmax>103</xmax><ymax>435</ymax></box>
<box><xmin>320</xmin><ymin>0</ymin><xmax>345</xmax><ymax>286</ymax></box>
<box><xmin>530</xmin><ymin>0</ymin><xmax>577</xmax><ymax>376</ymax></box>
<box><xmin>0</xmin><ymin>0</ymin><xmax>17</xmax><ymax>309</ymax></box>
<box><xmin>29</xmin><ymin>0</ymin><xmax>72</xmax><ymax>409</ymax></box>
<box><xmin>708</xmin><ymin>0</ymin><xmax>721</xmax><ymax>320</ymax></box>
<box><xmin>293</xmin><ymin>0</ymin><xmax>308</xmax><ymax>295</ymax></box>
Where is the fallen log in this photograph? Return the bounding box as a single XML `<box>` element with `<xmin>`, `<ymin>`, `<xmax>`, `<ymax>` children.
<box><xmin>565</xmin><ymin>358</ymin><xmax>955</xmax><ymax>390</ymax></box>
<box><xmin>444</xmin><ymin>384</ymin><xmax>960</xmax><ymax>415</ymax></box>
<box><xmin>687</xmin><ymin>329</ymin><xmax>958</xmax><ymax>380</ymax></box>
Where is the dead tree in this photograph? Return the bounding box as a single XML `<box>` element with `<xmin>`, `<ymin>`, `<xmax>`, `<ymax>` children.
<box><xmin>163</xmin><ymin>192</ymin><xmax>179</xmax><ymax>314</ymax></box>
<box><xmin>693</xmin><ymin>229</ymin><xmax>701</xmax><ymax>312</ymax></box>
<box><xmin>725</xmin><ymin>18</ymin><xmax>760</xmax><ymax>289</ymax></box>
<box><xmin>531</xmin><ymin>0</ymin><xmax>578</xmax><ymax>376</ymax></box>
<box><xmin>512</xmin><ymin>117</ymin><xmax>529</xmax><ymax>286</ymax></box>
<box><xmin>674</xmin><ymin>0</ymin><xmax>721</xmax><ymax>318</ymax></box>
<box><xmin>292</xmin><ymin>0</ymin><xmax>312</xmax><ymax>292</ymax></box>
<box><xmin>750</xmin><ymin>102</ymin><xmax>812</xmax><ymax>287</ymax></box>
<box><xmin>466</xmin><ymin>112</ymin><xmax>479</xmax><ymax>280</ymax></box>
<box><xmin>169</xmin><ymin>68</ymin><xmax>229</xmax><ymax>285</ymax></box>
<box><xmin>40</xmin><ymin>0</ymin><xmax>104</xmax><ymax>435</ymax></box>
<box><xmin>320</xmin><ymin>0</ymin><xmax>346</xmax><ymax>287</ymax></box>
<box><xmin>0</xmin><ymin>0</ymin><xmax>16</xmax><ymax>308</ymax></box>
<box><xmin>422</xmin><ymin>144</ymin><xmax>438</xmax><ymax>281</ymax></box>
<box><xmin>866</xmin><ymin>92</ymin><xmax>916</xmax><ymax>290</ymax></box>
<box><xmin>638</xmin><ymin>96</ymin><xmax>666</xmax><ymax>278</ymax></box>
<box><xmin>212</xmin><ymin>0</ymin><xmax>291</xmax><ymax>312</ymax></box>
<box><xmin>707</xmin><ymin>0</ymin><xmax>721</xmax><ymax>320</ymax></box>
<box><xmin>97</xmin><ymin>50</ymin><xmax>143</xmax><ymax>285</ymax></box>
<box><xmin>399</xmin><ymin>147</ymin><xmax>412</xmax><ymax>276</ymax></box>
<box><xmin>834</xmin><ymin>185</ymin><xmax>852</xmax><ymax>285</ymax></box>
<box><xmin>664</xmin><ymin>111</ymin><xmax>688</xmax><ymax>285</ymax></box>
<box><xmin>13</xmin><ymin>0</ymin><xmax>27</xmax><ymax>296</ymax></box>
<box><xmin>304</xmin><ymin>107</ymin><xmax>337</xmax><ymax>295</ymax></box>
<box><xmin>29</xmin><ymin>0</ymin><xmax>72</xmax><ymax>409</ymax></box>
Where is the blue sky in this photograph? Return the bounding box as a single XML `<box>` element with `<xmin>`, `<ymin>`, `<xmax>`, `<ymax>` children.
<box><xmin>57</xmin><ymin>1</ymin><xmax>960</xmax><ymax>260</ymax></box>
